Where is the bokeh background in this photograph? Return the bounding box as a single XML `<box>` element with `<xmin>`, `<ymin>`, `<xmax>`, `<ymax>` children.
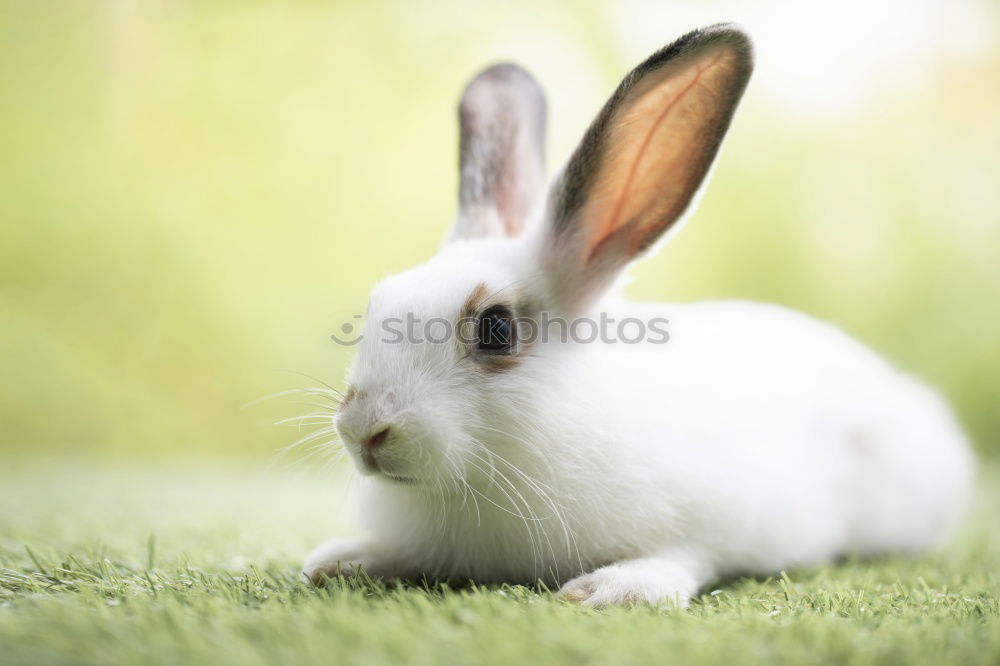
<box><xmin>2</xmin><ymin>0</ymin><xmax>999</xmax><ymax>463</ymax></box>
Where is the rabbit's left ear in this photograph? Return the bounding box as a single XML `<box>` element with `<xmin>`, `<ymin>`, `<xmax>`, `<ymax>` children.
<box><xmin>540</xmin><ymin>24</ymin><xmax>753</xmax><ymax>314</ymax></box>
<box><xmin>447</xmin><ymin>64</ymin><xmax>547</xmax><ymax>242</ymax></box>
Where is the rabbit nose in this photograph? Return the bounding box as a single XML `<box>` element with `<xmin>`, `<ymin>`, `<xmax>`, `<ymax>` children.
<box><xmin>359</xmin><ymin>427</ymin><xmax>391</xmax><ymax>471</ymax></box>
<box><xmin>362</xmin><ymin>427</ymin><xmax>390</xmax><ymax>452</ymax></box>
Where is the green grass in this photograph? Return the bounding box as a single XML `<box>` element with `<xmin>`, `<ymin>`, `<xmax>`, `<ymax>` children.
<box><xmin>1</xmin><ymin>463</ymin><xmax>998</xmax><ymax>665</ymax></box>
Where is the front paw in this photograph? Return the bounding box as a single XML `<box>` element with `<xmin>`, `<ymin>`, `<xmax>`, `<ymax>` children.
<box><xmin>558</xmin><ymin>558</ymin><xmax>699</xmax><ymax>608</ymax></box>
<box><xmin>301</xmin><ymin>538</ymin><xmax>393</xmax><ymax>586</ymax></box>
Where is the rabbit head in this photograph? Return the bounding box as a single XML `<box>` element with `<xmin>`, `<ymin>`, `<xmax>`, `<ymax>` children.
<box><xmin>334</xmin><ymin>24</ymin><xmax>753</xmax><ymax>488</ymax></box>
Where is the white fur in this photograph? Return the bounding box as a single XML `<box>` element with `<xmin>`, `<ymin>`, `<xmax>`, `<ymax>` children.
<box><xmin>304</xmin><ymin>237</ymin><xmax>973</xmax><ymax>606</ymax></box>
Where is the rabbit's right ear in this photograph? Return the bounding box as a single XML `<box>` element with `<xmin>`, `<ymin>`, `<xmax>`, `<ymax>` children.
<box><xmin>539</xmin><ymin>25</ymin><xmax>753</xmax><ymax>314</ymax></box>
<box><xmin>447</xmin><ymin>64</ymin><xmax>547</xmax><ymax>242</ymax></box>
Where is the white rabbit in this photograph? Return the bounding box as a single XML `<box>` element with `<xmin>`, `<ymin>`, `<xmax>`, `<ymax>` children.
<box><xmin>303</xmin><ymin>24</ymin><xmax>974</xmax><ymax>607</ymax></box>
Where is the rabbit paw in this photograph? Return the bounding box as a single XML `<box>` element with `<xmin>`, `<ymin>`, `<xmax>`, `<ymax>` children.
<box><xmin>558</xmin><ymin>557</ymin><xmax>701</xmax><ymax>608</ymax></box>
<box><xmin>301</xmin><ymin>538</ymin><xmax>401</xmax><ymax>585</ymax></box>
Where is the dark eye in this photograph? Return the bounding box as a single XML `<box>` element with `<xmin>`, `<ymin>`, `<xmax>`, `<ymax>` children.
<box><xmin>478</xmin><ymin>305</ymin><xmax>515</xmax><ymax>354</ymax></box>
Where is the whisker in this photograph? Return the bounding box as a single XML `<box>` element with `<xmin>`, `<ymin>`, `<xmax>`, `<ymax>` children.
<box><xmin>276</xmin><ymin>370</ymin><xmax>346</xmax><ymax>398</ymax></box>
<box><xmin>464</xmin><ymin>453</ymin><xmax>544</xmax><ymax>580</ymax></box>
<box><xmin>469</xmin><ymin>424</ymin><xmax>583</xmax><ymax>576</ymax></box>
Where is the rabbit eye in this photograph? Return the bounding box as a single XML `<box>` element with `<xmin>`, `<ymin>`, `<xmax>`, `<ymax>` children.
<box><xmin>478</xmin><ymin>305</ymin><xmax>515</xmax><ymax>354</ymax></box>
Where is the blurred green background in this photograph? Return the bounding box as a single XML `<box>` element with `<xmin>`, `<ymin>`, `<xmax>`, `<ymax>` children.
<box><xmin>2</xmin><ymin>0</ymin><xmax>998</xmax><ymax>461</ymax></box>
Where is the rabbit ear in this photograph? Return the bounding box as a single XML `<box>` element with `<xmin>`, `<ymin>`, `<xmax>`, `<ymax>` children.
<box><xmin>540</xmin><ymin>24</ymin><xmax>753</xmax><ymax>313</ymax></box>
<box><xmin>448</xmin><ymin>64</ymin><xmax>547</xmax><ymax>242</ymax></box>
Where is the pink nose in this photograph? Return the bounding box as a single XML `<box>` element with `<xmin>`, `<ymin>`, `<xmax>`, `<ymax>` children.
<box><xmin>362</xmin><ymin>427</ymin><xmax>390</xmax><ymax>451</ymax></box>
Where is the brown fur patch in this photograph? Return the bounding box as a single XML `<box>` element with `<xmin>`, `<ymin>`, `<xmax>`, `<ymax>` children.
<box><xmin>340</xmin><ymin>385</ymin><xmax>358</xmax><ymax>408</ymax></box>
<box><xmin>477</xmin><ymin>354</ymin><xmax>522</xmax><ymax>373</ymax></box>
<box><xmin>460</xmin><ymin>282</ymin><xmax>491</xmax><ymax>322</ymax></box>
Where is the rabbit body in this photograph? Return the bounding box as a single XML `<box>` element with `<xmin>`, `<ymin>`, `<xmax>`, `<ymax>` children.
<box><xmin>307</xmin><ymin>241</ymin><xmax>972</xmax><ymax>604</ymax></box>
<box><xmin>303</xmin><ymin>25</ymin><xmax>973</xmax><ymax>606</ymax></box>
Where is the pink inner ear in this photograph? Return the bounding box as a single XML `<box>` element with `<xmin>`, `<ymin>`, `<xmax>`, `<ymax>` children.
<box><xmin>585</xmin><ymin>47</ymin><xmax>735</xmax><ymax>263</ymax></box>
